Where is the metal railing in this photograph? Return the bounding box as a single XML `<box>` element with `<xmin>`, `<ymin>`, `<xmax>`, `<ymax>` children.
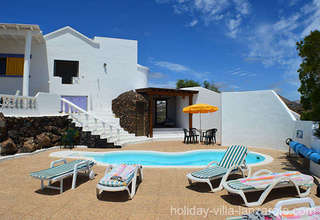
<box><xmin>60</xmin><ymin>98</ymin><xmax>120</xmax><ymax>144</ymax></box>
<box><xmin>0</xmin><ymin>94</ymin><xmax>36</xmax><ymax>109</ymax></box>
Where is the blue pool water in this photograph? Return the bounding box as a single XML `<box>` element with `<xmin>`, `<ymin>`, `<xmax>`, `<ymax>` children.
<box><xmin>75</xmin><ymin>150</ymin><xmax>266</xmax><ymax>167</ymax></box>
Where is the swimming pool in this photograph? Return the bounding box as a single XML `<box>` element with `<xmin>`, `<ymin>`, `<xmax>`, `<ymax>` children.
<box><xmin>50</xmin><ymin>149</ymin><xmax>272</xmax><ymax>168</ymax></box>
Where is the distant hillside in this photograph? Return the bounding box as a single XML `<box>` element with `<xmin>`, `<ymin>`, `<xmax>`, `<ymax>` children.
<box><xmin>278</xmin><ymin>95</ymin><xmax>304</xmax><ymax>115</ymax></box>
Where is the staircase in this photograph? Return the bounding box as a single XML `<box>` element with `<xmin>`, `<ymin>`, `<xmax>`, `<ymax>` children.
<box><xmin>61</xmin><ymin>98</ymin><xmax>150</xmax><ymax>147</ymax></box>
<box><xmin>152</xmin><ymin>128</ymin><xmax>184</xmax><ymax>140</ymax></box>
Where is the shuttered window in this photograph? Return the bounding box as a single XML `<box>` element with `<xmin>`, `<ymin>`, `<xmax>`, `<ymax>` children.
<box><xmin>6</xmin><ymin>57</ymin><xmax>24</xmax><ymax>76</ymax></box>
<box><xmin>0</xmin><ymin>54</ymin><xmax>25</xmax><ymax>77</ymax></box>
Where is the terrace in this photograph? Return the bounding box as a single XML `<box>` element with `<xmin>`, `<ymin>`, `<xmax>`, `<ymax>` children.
<box><xmin>0</xmin><ymin>141</ymin><xmax>319</xmax><ymax>220</ymax></box>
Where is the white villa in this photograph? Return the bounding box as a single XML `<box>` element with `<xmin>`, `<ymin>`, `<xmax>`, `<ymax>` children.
<box><xmin>0</xmin><ymin>23</ymin><xmax>319</xmax><ymax>176</ymax></box>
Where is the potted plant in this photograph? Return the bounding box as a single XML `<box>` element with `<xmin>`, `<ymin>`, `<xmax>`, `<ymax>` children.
<box><xmin>61</xmin><ymin>128</ymin><xmax>80</xmax><ymax>149</ymax></box>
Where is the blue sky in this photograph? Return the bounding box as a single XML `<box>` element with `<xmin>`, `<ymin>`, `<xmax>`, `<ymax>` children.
<box><xmin>1</xmin><ymin>0</ymin><xmax>320</xmax><ymax>100</ymax></box>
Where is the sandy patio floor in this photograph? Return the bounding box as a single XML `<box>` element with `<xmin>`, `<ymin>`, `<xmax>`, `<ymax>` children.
<box><xmin>0</xmin><ymin>141</ymin><xmax>319</xmax><ymax>220</ymax></box>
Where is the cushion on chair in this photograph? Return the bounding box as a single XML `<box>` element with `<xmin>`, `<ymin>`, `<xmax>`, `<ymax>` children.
<box><xmin>191</xmin><ymin>166</ymin><xmax>228</xmax><ymax>179</ymax></box>
<box><xmin>30</xmin><ymin>160</ymin><xmax>94</xmax><ymax>180</ymax></box>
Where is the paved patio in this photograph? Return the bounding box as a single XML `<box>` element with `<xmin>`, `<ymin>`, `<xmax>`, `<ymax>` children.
<box><xmin>0</xmin><ymin>141</ymin><xmax>319</xmax><ymax>220</ymax></box>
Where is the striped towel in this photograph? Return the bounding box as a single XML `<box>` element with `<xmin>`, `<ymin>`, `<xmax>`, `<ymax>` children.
<box><xmin>99</xmin><ymin>164</ymin><xmax>138</xmax><ymax>187</ymax></box>
<box><xmin>228</xmin><ymin>171</ymin><xmax>314</xmax><ymax>190</ymax></box>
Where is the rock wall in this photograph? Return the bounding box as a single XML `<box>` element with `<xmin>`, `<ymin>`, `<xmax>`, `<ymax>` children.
<box><xmin>112</xmin><ymin>90</ymin><xmax>149</xmax><ymax>136</ymax></box>
<box><xmin>0</xmin><ymin>113</ymin><xmax>75</xmax><ymax>155</ymax></box>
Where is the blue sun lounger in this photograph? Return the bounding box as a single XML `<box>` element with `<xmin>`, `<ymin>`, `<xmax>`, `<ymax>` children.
<box><xmin>30</xmin><ymin>159</ymin><xmax>95</xmax><ymax>194</ymax></box>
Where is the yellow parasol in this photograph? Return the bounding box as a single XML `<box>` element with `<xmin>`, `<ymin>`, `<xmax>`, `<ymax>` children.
<box><xmin>183</xmin><ymin>103</ymin><xmax>219</xmax><ymax>129</ymax></box>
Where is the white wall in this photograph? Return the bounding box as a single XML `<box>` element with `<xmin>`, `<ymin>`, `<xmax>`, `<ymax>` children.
<box><xmin>35</xmin><ymin>92</ymin><xmax>60</xmax><ymax>115</ymax></box>
<box><xmin>221</xmin><ymin>90</ymin><xmax>296</xmax><ymax>150</ymax></box>
<box><xmin>45</xmin><ymin>27</ymin><xmax>148</xmax><ymax>112</ymax></box>
<box><xmin>176</xmin><ymin>87</ymin><xmax>222</xmax><ymax>143</ymax></box>
<box><xmin>294</xmin><ymin>120</ymin><xmax>314</xmax><ymax>147</ymax></box>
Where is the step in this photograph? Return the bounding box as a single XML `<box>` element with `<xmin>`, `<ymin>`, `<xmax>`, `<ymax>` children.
<box><xmin>153</xmin><ymin>128</ymin><xmax>184</xmax><ymax>132</ymax></box>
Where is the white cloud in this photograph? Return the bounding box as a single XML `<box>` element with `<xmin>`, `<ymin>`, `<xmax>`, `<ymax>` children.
<box><xmin>152</xmin><ymin>60</ymin><xmax>190</xmax><ymax>72</ymax></box>
<box><xmin>155</xmin><ymin>0</ymin><xmax>251</xmax><ymax>38</ymax></box>
<box><xmin>188</xmin><ymin>19</ymin><xmax>199</xmax><ymax>27</ymax></box>
<box><xmin>148</xmin><ymin>80</ymin><xmax>177</xmax><ymax>88</ymax></box>
<box><xmin>149</xmin><ymin>72</ymin><xmax>167</xmax><ymax>79</ymax></box>
<box><xmin>226</xmin><ymin>14</ymin><xmax>242</xmax><ymax>38</ymax></box>
<box><xmin>227</xmin><ymin>67</ymin><xmax>256</xmax><ymax>77</ymax></box>
<box><xmin>150</xmin><ymin>59</ymin><xmax>209</xmax><ymax>79</ymax></box>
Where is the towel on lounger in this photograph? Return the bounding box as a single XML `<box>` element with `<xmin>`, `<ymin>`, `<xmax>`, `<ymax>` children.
<box><xmin>99</xmin><ymin>164</ymin><xmax>138</xmax><ymax>186</ymax></box>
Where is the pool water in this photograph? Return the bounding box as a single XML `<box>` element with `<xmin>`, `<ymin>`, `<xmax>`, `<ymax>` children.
<box><xmin>70</xmin><ymin>150</ymin><xmax>266</xmax><ymax>167</ymax></box>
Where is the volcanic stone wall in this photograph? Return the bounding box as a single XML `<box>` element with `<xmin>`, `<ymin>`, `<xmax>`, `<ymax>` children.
<box><xmin>112</xmin><ymin>90</ymin><xmax>149</xmax><ymax>136</ymax></box>
<box><xmin>0</xmin><ymin>114</ymin><xmax>76</xmax><ymax>155</ymax></box>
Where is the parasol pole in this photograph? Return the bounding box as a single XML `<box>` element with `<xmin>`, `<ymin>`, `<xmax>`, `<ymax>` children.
<box><xmin>200</xmin><ymin>113</ymin><xmax>201</xmax><ymax>130</ymax></box>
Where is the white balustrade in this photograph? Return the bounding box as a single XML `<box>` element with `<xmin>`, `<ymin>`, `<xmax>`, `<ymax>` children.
<box><xmin>0</xmin><ymin>94</ymin><xmax>36</xmax><ymax>110</ymax></box>
<box><xmin>60</xmin><ymin>98</ymin><xmax>119</xmax><ymax>145</ymax></box>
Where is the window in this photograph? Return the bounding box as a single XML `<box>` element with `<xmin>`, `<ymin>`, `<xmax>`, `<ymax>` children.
<box><xmin>156</xmin><ymin>100</ymin><xmax>167</xmax><ymax>125</ymax></box>
<box><xmin>0</xmin><ymin>54</ymin><xmax>24</xmax><ymax>77</ymax></box>
<box><xmin>54</xmin><ymin>60</ymin><xmax>79</xmax><ymax>84</ymax></box>
<box><xmin>0</xmin><ymin>58</ymin><xmax>6</xmax><ymax>75</ymax></box>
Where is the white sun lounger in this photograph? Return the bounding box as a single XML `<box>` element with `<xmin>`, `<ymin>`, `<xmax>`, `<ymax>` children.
<box><xmin>223</xmin><ymin>169</ymin><xmax>314</xmax><ymax>207</ymax></box>
<box><xmin>96</xmin><ymin>164</ymin><xmax>143</xmax><ymax>199</ymax></box>
<box><xmin>227</xmin><ymin>197</ymin><xmax>320</xmax><ymax>219</ymax></box>
<box><xmin>271</xmin><ymin>197</ymin><xmax>320</xmax><ymax>219</ymax></box>
<box><xmin>186</xmin><ymin>145</ymin><xmax>250</xmax><ymax>192</ymax></box>
<box><xmin>30</xmin><ymin>159</ymin><xmax>95</xmax><ymax>194</ymax></box>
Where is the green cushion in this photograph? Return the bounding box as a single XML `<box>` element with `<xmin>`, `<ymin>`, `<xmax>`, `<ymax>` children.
<box><xmin>30</xmin><ymin>160</ymin><xmax>94</xmax><ymax>180</ymax></box>
<box><xmin>191</xmin><ymin>166</ymin><xmax>228</xmax><ymax>179</ymax></box>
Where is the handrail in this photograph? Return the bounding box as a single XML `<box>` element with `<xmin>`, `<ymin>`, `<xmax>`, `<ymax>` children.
<box><xmin>0</xmin><ymin>93</ymin><xmax>36</xmax><ymax>109</ymax></box>
<box><xmin>60</xmin><ymin>98</ymin><xmax>120</xmax><ymax>144</ymax></box>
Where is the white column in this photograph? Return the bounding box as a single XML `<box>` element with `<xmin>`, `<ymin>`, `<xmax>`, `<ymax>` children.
<box><xmin>23</xmin><ymin>30</ymin><xmax>32</xmax><ymax>96</ymax></box>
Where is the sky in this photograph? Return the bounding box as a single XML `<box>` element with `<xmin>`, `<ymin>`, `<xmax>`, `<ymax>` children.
<box><xmin>1</xmin><ymin>0</ymin><xmax>320</xmax><ymax>100</ymax></box>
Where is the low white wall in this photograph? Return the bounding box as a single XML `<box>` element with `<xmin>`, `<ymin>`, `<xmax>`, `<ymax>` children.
<box><xmin>221</xmin><ymin>90</ymin><xmax>296</xmax><ymax>150</ymax></box>
<box><xmin>0</xmin><ymin>92</ymin><xmax>60</xmax><ymax>116</ymax></box>
<box><xmin>35</xmin><ymin>92</ymin><xmax>60</xmax><ymax>115</ymax></box>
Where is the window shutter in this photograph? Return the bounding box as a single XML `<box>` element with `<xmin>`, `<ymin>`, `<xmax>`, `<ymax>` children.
<box><xmin>6</xmin><ymin>57</ymin><xmax>24</xmax><ymax>76</ymax></box>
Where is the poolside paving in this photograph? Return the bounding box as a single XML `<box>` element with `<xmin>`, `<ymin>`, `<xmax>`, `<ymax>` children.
<box><xmin>0</xmin><ymin>141</ymin><xmax>319</xmax><ymax>220</ymax></box>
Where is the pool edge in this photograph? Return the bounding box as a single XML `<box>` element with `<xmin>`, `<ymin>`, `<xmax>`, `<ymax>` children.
<box><xmin>49</xmin><ymin>149</ymin><xmax>273</xmax><ymax>168</ymax></box>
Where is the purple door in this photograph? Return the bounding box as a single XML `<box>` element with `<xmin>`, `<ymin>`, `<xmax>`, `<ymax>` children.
<box><xmin>61</xmin><ymin>96</ymin><xmax>88</xmax><ymax>112</ymax></box>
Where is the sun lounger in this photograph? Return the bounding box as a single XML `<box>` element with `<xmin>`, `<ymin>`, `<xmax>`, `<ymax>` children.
<box><xmin>271</xmin><ymin>197</ymin><xmax>320</xmax><ymax>219</ymax></box>
<box><xmin>96</xmin><ymin>164</ymin><xmax>143</xmax><ymax>199</ymax></box>
<box><xmin>30</xmin><ymin>159</ymin><xmax>95</xmax><ymax>194</ymax></box>
<box><xmin>223</xmin><ymin>169</ymin><xmax>314</xmax><ymax>207</ymax></box>
<box><xmin>227</xmin><ymin>198</ymin><xmax>320</xmax><ymax>219</ymax></box>
<box><xmin>186</xmin><ymin>145</ymin><xmax>250</xmax><ymax>192</ymax></box>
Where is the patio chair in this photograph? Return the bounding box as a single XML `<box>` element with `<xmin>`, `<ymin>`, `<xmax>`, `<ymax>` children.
<box><xmin>203</xmin><ymin>129</ymin><xmax>217</xmax><ymax>144</ymax></box>
<box><xmin>183</xmin><ymin>128</ymin><xmax>191</xmax><ymax>144</ymax></box>
<box><xmin>223</xmin><ymin>169</ymin><xmax>314</xmax><ymax>207</ymax></box>
<box><xmin>96</xmin><ymin>164</ymin><xmax>143</xmax><ymax>199</ymax></box>
<box><xmin>190</xmin><ymin>128</ymin><xmax>199</xmax><ymax>143</ymax></box>
<box><xmin>186</xmin><ymin>145</ymin><xmax>250</xmax><ymax>192</ymax></box>
<box><xmin>30</xmin><ymin>159</ymin><xmax>95</xmax><ymax>194</ymax></box>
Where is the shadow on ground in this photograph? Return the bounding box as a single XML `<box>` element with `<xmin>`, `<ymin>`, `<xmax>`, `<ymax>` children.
<box><xmin>185</xmin><ymin>174</ymin><xmax>243</xmax><ymax>193</ymax></box>
<box><xmin>221</xmin><ymin>187</ymin><xmax>307</xmax><ymax>207</ymax></box>
<box><xmin>96</xmin><ymin>178</ymin><xmax>143</xmax><ymax>202</ymax></box>
<box><xmin>35</xmin><ymin>174</ymin><xmax>92</xmax><ymax>195</ymax></box>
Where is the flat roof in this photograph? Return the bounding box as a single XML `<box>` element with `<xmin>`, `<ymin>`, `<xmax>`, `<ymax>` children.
<box><xmin>136</xmin><ymin>87</ymin><xmax>198</xmax><ymax>96</ymax></box>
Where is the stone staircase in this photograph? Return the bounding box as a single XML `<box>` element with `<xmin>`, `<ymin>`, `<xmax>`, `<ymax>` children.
<box><xmin>66</xmin><ymin>106</ymin><xmax>150</xmax><ymax>146</ymax></box>
<box><xmin>83</xmin><ymin>110</ymin><xmax>150</xmax><ymax>145</ymax></box>
<box><xmin>152</xmin><ymin>128</ymin><xmax>184</xmax><ymax>140</ymax></box>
